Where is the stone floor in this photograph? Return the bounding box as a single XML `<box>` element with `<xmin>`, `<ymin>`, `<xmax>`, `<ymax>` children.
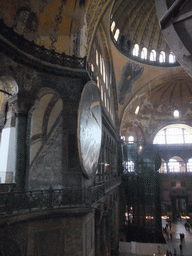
<box><xmin>162</xmin><ymin>219</ymin><xmax>192</xmax><ymax>256</ymax></box>
<box><xmin>119</xmin><ymin>219</ymin><xmax>192</xmax><ymax>256</ymax></box>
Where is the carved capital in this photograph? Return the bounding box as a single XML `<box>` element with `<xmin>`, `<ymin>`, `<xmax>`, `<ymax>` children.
<box><xmin>8</xmin><ymin>93</ymin><xmax>34</xmax><ymax>115</ymax></box>
<box><xmin>8</xmin><ymin>95</ymin><xmax>19</xmax><ymax>113</ymax></box>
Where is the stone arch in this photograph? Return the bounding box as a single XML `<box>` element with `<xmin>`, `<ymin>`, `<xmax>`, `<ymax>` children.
<box><xmin>28</xmin><ymin>87</ymin><xmax>63</xmax><ymax>190</ymax></box>
<box><xmin>168</xmin><ymin>156</ymin><xmax>186</xmax><ymax>173</ymax></box>
<box><xmin>187</xmin><ymin>158</ymin><xmax>192</xmax><ymax>172</ymax></box>
<box><xmin>121</xmin><ymin>121</ymin><xmax>145</xmax><ymax>144</ymax></box>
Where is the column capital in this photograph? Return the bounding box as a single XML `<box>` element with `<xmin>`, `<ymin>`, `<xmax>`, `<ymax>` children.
<box><xmin>8</xmin><ymin>93</ymin><xmax>35</xmax><ymax>115</ymax></box>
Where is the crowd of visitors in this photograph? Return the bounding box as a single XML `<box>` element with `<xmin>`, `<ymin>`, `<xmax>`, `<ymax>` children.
<box><xmin>163</xmin><ymin>220</ymin><xmax>187</xmax><ymax>256</ymax></box>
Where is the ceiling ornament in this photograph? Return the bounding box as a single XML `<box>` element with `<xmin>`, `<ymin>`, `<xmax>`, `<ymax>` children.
<box><xmin>50</xmin><ymin>0</ymin><xmax>66</xmax><ymax>50</ymax></box>
<box><xmin>13</xmin><ymin>7</ymin><xmax>39</xmax><ymax>36</ymax></box>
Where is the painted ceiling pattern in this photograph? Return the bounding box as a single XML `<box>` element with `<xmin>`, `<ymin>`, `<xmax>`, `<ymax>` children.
<box><xmin>0</xmin><ymin>0</ymin><xmax>86</xmax><ymax>54</ymax></box>
<box><xmin>1</xmin><ymin>0</ymin><xmax>192</xmax><ymax>144</ymax></box>
<box><xmin>111</xmin><ymin>0</ymin><xmax>192</xmax><ymax>142</ymax></box>
<box><xmin>0</xmin><ymin>0</ymin><xmax>110</xmax><ymax>56</ymax></box>
<box><xmin>120</xmin><ymin>71</ymin><xmax>192</xmax><ymax>142</ymax></box>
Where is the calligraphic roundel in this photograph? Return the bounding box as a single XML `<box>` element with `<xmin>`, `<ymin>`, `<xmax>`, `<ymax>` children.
<box><xmin>77</xmin><ymin>81</ymin><xmax>102</xmax><ymax>178</ymax></box>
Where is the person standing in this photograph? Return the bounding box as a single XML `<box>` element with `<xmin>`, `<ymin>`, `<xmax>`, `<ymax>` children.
<box><xmin>179</xmin><ymin>243</ymin><xmax>183</xmax><ymax>255</ymax></box>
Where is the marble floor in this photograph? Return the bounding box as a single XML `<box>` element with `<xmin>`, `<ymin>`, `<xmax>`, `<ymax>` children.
<box><xmin>162</xmin><ymin>219</ymin><xmax>192</xmax><ymax>256</ymax></box>
<box><xmin>119</xmin><ymin>219</ymin><xmax>192</xmax><ymax>256</ymax></box>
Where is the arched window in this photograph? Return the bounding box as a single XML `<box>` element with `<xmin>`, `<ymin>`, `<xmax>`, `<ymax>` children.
<box><xmin>96</xmin><ymin>76</ymin><xmax>99</xmax><ymax>88</ymax></box>
<box><xmin>169</xmin><ymin>52</ymin><xmax>176</xmax><ymax>63</ymax></box>
<box><xmin>107</xmin><ymin>98</ymin><xmax>109</xmax><ymax>112</ymax></box>
<box><xmin>168</xmin><ymin>158</ymin><xmax>180</xmax><ymax>173</ymax></box>
<box><xmin>114</xmin><ymin>28</ymin><xmax>120</xmax><ymax>41</ymax></box>
<box><xmin>100</xmin><ymin>55</ymin><xmax>103</xmax><ymax>75</ymax></box>
<box><xmin>103</xmin><ymin>61</ymin><xmax>105</xmax><ymax>83</ymax></box>
<box><xmin>133</xmin><ymin>44</ymin><xmax>139</xmax><ymax>56</ymax></box>
<box><xmin>159</xmin><ymin>51</ymin><xmax>165</xmax><ymax>63</ymax></box>
<box><xmin>101</xmin><ymin>85</ymin><xmax>103</xmax><ymax>101</ymax></box>
<box><xmin>106</xmin><ymin>76</ymin><xmax>108</xmax><ymax>89</ymax></box>
<box><xmin>135</xmin><ymin>106</ymin><xmax>140</xmax><ymax>115</ymax></box>
<box><xmin>141</xmin><ymin>47</ymin><xmax>147</xmax><ymax>60</ymax></box>
<box><xmin>150</xmin><ymin>50</ymin><xmax>156</xmax><ymax>61</ymax></box>
<box><xmin>187</xmin><ymin>158</ymin><xmax>192</xmax><ymax>172</ymax></box>
<box><xmin>166</xmin><ymin>127</ymin><xmax>183</xmax><ymax>144</ymax></box>
<box><xmin>173</xmin><ymin>110</ymin><xmax>179</xmax><ymax>118</ymax></box>
<box><xmin>111</xmin><ymin>21</ymin><xmax>115</xmax><ymax>33</ymax></box>
<box><xmin>125</xmin><ymin>160</ymin><xmax>134</xmax><ymax>172</ymax></box>
<box><xmin>153</xmin><ymin>124</ymin><xmax>192</xmax><ymax>144</ymax></box>
<box><xmin>128</xmin><ymin>136</ymin><xmax>134</xmax><ymax>143</ymax></box>
<box><xmin>91</xmin><ymin>64</ymin><xmax>94</xmax><ymax>72</ymax></box>
<box><xmin>104</xmin><ymin>92</ymin><xmax>107</xmax><ymax>107</ymax></box>
<box><xmin>153</xmin><ymin>129</ymin><xmax>166</xmax><ymax>144</ymax></box>
<box><xmin>96</xmin><ymin>50</ymin><xmax>99</xmax><ymax>66</ymax></box>
<box><xmin>168</xmin><ymin>157</ymin><xmax>185</xmax><ymax>173</ymax></box>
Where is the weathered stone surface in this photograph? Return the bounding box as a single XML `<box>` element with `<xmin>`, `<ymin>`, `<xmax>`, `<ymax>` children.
<box><xmin>28</xmin><ymin>116</ymin><xmax>63</xmax><ymax>190</ymax></box>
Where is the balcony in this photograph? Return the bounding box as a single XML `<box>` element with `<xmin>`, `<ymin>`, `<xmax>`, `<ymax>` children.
<box><xmin>0</xmin><ymin>176</ymin><xmax>121</xmax><ymax>218</ymax></box>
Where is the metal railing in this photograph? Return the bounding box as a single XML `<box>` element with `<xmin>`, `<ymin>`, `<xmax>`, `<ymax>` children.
<box><xmin>0</xmin><ymin>185</ymin><xmax>106</xmax><ymax>217</ymax></box>
<box><xmin>0</xmin><ymin>19</ymin><xmax>95</xmax><ymax>80</ymax></box>
<box><xmin>0</xmin><ymin>174</ymin><xmax>121</xmax><ymax>217</ymax></box>
<box><xmin>0</xmin><ymin>19</ymin><xmax>85</xmax><ymax>69</ymax></box>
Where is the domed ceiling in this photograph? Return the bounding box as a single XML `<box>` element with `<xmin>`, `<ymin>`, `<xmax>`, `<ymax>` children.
<box><xmin>0</xmin><ymin>0</ymin><xmax>113</xmax><ymax>57</ymax></box>
<box><xmin>109</xmin><ymin>0</ymin><xmax>192</xmax><ymax>142</ymax></box>
<box><xmin>1</xmin><ymin>0</ymin><xmax>192</xmax><ymax>143</ymax></box>
<box><xmin>0</xmin><ymin>0</ymin><xmax>86</xmax><ymax>54</ymax></box>
<box><xmin>120</xmin><ymin>70</ymin><xmax>192</xmax><ymax>142</ymax></box>
<box><xmin>155</xmin><ymin>0</ymin><xmax>192</xmax><ymax>77</ymax></box>
<box><xmin>111</xmin><ymin>0</ymin><xmax>176</xmax><ymax>65</ymax></box>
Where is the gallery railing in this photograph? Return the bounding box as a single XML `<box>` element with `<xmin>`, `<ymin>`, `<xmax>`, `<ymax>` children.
<box><xmin>0</xmin><ymin>19</ymin><xmax>94</xmax><ymax>79</ymax></box>
<box><xmin>0</xmin><ymin>185</ymin><xmax>105</xmax><ymax>217</ymax></box>
<box><xmin>0</xmin><ymin>174</ymin><xmax>121</xmax><ymax>217</ymax></box>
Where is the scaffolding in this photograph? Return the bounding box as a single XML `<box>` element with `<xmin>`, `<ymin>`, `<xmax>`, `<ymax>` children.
<box><xmin>121</xmin><ymin>143</ymin><xmax>163</xmax><ymax>243</ymax></box>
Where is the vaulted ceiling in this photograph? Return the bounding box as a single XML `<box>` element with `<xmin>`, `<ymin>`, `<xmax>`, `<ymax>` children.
<box><xmin>110</xmin><ymin>0</ymin><xmax>192</xmax><ymax>142</ymax></box>
<box><xmin>111</xmin><ymin>0</ymin><xmax>171</xmax><ymax>61</ymax></box>
<box><xmin>1</xmin><ymin>0</ymin><xmax>192</xmax><ymax>143</ymax></box>
<box><xmin>0</xmin><ymin>0</ymin><xmax>86</xmax><ymax>55</ymax></box>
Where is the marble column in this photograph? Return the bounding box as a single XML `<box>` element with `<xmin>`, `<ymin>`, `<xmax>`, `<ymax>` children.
<box><xmin>100</xmin><ymin>215</ymin><xmax>107</xmax><ymax>255</ymax></box>
<box><xmin>106</xmin><ymin>210</ymin><xmax>112</xmax><ymax>254</ymax></box>
<box><xmin>9</xmin><ymin>94</ymin><xmax>33</xmax><ymax>191</ymax></box>
<box><xmin>95</xmin><ymin>212</ymin><xmax>101</xmax><ymax>256</ymax></box>
<box><xmin>165</xmin><ymin>161</ymin><xmax>169</xmax><ymax>173</ymax></box>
